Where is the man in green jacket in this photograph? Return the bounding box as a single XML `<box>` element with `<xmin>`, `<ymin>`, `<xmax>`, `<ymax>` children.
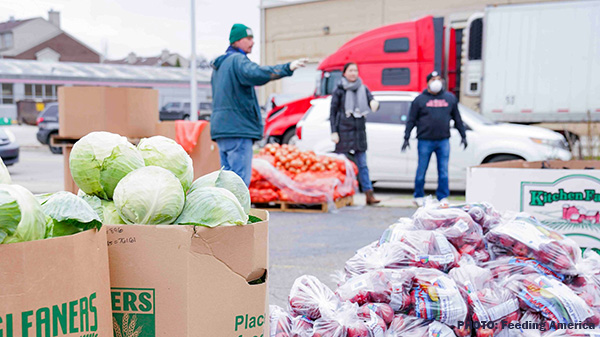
<box><xmin>211</xmin><ymin>23</ymin><xmax>306</xmax><ymax>186</ymax></box>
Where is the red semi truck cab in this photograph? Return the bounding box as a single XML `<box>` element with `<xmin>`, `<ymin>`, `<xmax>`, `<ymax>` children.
<box><xmin>264</xmin><ymin>15</ymin><xmax>460</xmax><ymax>144</ymax></box>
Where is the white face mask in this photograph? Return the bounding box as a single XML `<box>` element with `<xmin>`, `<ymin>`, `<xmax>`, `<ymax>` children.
<box><xmin>428</xmin><ymin>79</ymin><xmax>443</xmax><ymax>93</ymax></box>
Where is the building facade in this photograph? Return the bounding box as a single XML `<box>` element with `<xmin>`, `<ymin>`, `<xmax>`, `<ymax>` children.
<box><xmin>0</xmin><ymin>10</ymin><xmax>100</xmax><ymax>63</ymax></box>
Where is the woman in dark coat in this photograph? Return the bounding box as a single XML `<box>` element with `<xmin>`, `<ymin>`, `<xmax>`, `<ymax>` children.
<box><xmin>330</xmin><ymin>62</ymin><xmax>380</xmax><ymax>205</ymax></box>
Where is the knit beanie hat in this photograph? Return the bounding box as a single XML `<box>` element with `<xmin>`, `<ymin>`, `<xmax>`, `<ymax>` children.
<box><xmin>229</xmin><ymin>23</ymin><xmax>253</xmax><ymax>44</ymax></box>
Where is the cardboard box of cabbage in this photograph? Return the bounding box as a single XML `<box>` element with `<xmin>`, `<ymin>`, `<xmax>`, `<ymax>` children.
<box><xmin>0</xmin><ymin>131</ymin><xmax>269</xmax><ymax>337</ymax></box>
<box><xmin>68</xmin><ymin>131</ymin><xmax>269</xmax><ymax>337</ymax></box>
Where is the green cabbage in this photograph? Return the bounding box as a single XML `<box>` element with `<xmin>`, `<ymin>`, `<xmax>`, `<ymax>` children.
<box><xmin>40</xmin><ymin>191</ymin><xmax>102</xmax><ymax>237</ymax></box>
<box><xmin>0</xmin><ymin>157</ymin><xmax>11</xmax><ymax>184</ymax></box>
<box><xmin>137</xmin><ymin>136</ymin><xmax>194</xmax><ymax>192</ymax></box>
<box><xmin>69</xmin><ymin>131</ymin><xmax>145</xmax><ymax>200</ymax></box>
<box><xmin>190</xmin><ymin>169</ymin><xmax>251</xmax><ymax>214</ymax></box>
<box><xmin>78</xmin><ymin>191</ymin><xmax>126</xmax><ymax>224</ymax></box>
<box><xmin>113</xmin><ymin>166</ymin><xmax>185</xmax><ymax>224</ymax></box>
<box><xmin>175</xmin><ymin>186</ymin><xmax>248</xmax><ymax>227</ymax></box>
<box><xmin>0</xmin><ymin>184</ymin><xmax>47</xmax><ymax>244</ymax></box>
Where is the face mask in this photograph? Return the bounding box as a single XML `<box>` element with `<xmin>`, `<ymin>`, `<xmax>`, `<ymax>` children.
<box><xmin>428</xmin><ymin>80</ymin><xmax>443</xmax><ymax>93</ymax></box>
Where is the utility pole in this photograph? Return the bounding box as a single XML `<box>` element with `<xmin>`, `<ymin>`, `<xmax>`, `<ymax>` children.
<box><xmin>190</xmin><ymin>0</ymin><xmax>198</xmax><ymax>121</ymax></box>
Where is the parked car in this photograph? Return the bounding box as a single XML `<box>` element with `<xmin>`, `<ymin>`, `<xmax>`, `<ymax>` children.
<box><xmin>36</xmin><ymin>103</ymin><xmax>62</xmax><ymax>154</ymax></box>
<box><xmin>159</xmin><ymin>101</ymin><xmax>212</xmax><ymax>121</ymax></box>
<box><xmin>0</xmin><ymin>127</ymin><xmax>19</xmax><ymax>166</ymax></box>
<box><xmin>296</xmin><ymin>92</ymin><xmax>572</xmax><ymax>190</ymax></box>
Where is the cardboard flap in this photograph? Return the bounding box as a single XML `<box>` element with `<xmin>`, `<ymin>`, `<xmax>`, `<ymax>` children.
<box><xmin>190</xmin><ymin>210</ymin><xmax>269</xmax><ymax>281</ymax></box>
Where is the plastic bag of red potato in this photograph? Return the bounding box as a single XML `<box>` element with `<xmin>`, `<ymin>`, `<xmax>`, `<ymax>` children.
<box><xmin>269</xmin><ymin>305</ymin><xmax>315</xmax><ymax>337</ymax></box>
<box><xmin>344</xmin><ymin>240</ymin><xmax>458</xmax><ymax>278</ymax></box>
<box><xmin>448</xmin><ymin>202</ymin><xmax>503</xmax><ymax>234</ymax></box>
<box><xmin>335</xmin><ymin>269</ymin><xmax>414</xmax><ymax>313</ymax></box>
<box><xmin>378</xmin><ymin>224</ymin><xmax>460</xmax><ymax>272</ymax></box>
<box><xmin>412</xmin><ymin>205</ymin><xmax>489</xmax><ymax>262</ymax></box>
<box><xmin>485</xmin><ymin>214</ymin><xmax>581</xmax><ymax>275</ymax></box>
<box><xmin>409</xmin><ymin>268</ymin><xmax>468</xmax><ymax>328</ymax></box>
<box><xmin>312</xmin><ymin>302</ymin><xmax>386</xmax><ymax>337</ymax></box>
<box><xmin>485</xmin><ymin>256</ymin><xmax>567</xmax><ymax>282</ymax></box>
<box><xmin>569</xmin><ymin>250</ymin><xmax>600</xmax><ymax>326</ymax></box>
<box><xmin>386</xmin><ymin>314</ymin><xmax>457</xmax><ymax>337</ymax></box>
<box><xmin>504</xmin><ymin>273</ymin><xmax>594</xmax><ymax>325</ymax></box>
<box><xmin>289</xmin><ymin>275</ymin><xmax>342</xmax><ymax>320</ymax></box>
<box><xmin>449</xmin><ymin>260</ymin><xmax>521</xmax><ymax>337</ymax></box>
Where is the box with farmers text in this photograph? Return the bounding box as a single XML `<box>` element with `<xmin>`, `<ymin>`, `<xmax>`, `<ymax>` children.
<box><xmin>0</xmin><ymin>228</ymin><xmax>114</xmax><ymax>337</ymax></box>
<box><xmin>106</xmin><ymin>209</ymin><xmax>269</xmax><ymax>337</ymax></box>
<box><xmin>466</xmin><ymin>160</ymin><xmax>600</xmax><ymax>250</ymax></box>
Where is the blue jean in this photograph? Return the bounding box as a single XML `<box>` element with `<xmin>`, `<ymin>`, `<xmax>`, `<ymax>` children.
<box><xmin>414</xmin><ymin>138</ymin><xmax>450</xmax><ymax>200</ymax></box>
<box><xmin>354</xmin><ymin>151</ymin><xmax>373</xmax><ymax>192</ymax></box>
<box><xmin>216</xmin><ymin>137</ymin><xmax>253</xmax><ymax>186</ymax></box>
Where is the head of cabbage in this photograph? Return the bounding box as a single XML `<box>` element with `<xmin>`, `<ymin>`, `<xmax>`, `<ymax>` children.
<box><xmin>189</xmin><ymin>169</ymin><xmax>250</xmax><ymax>214</ymax></box>
<box><xmin>0</xmin><ymin>157</ymin><xmax>11</xmax><ymax>184</ymax></box>
<box><xmin>113</xmin><ymin>166</ymin><xmax>185</xmax><ymax>224</ymax></box>
<box><xmin>175</xmin><ymin>186</ymin><xmax>248</xmax><ymax>227</ymax></box>
<box><xmin>40</xmin><ymin>191</ymin><xmax>102</xmax><ymax>237</ymax></box>
<box><xmin>69</xmin><ymin>132</ymin><xmax>145</xmax><ymax>200</ymax></box>
<box><xmin>0</xmin><ymin>184</ymin><xmax>47</xmax><ymax>244</ymax></box>
<box><xmin>137</xmin><ymin>136</ymin><xmax>193</xmax><ymax>192</ymax></box>
<box><xmin>78</xmin><ymin>191</ymin><xmax>125</xmax><ymax>225</ymax></box>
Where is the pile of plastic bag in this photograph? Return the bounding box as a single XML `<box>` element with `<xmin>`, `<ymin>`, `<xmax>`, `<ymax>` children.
<box><xmin>270</xmin><ymin>201</ymin><xmax>600</xmax><ymax>337</ymax></box>
<box><xmin>250</xmin><ymin>144</ymin><xmax>358</xmax><ymax>205</ymax></box>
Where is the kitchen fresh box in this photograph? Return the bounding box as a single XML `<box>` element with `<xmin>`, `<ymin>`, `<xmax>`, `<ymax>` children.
<box><xmin>467</xmin><ymin>160</ymin><xmax>600</xmax><ymax>250</ymax></box>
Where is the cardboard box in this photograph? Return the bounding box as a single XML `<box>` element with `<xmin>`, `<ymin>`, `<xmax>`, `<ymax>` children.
<box><xmin>466</xmin><ymin>160</ymin><xmax>600</xmax><ymax>249</ymax></box>
<box><xmin>106</xmin><ymin>210</ymin><xmax>269</xmax><ymax>337</ymax></box>
<box><xmin>0</xmin><ymin>228</ymin><xmax>113</xmax><ymax>336</ymax></box>
<box><xmin>155</xmin><ymin>121</ymin><xmax>221</xmax><ymax>180</ymax></box>
<box><xmin>58</xmin><ymin>86</ymin><xmax>159</xmax><ymax>139</ymax></box>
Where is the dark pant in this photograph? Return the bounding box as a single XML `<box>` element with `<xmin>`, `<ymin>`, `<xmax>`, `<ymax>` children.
<box><xmin>216</xmin><ymin>137</ymin><xmax>253</xmax><ymax>186</ymax></box>
<box><xmin>414</xmin><ymin>138</ymin><xmax>450</xmax><ymax>200</ymax></box>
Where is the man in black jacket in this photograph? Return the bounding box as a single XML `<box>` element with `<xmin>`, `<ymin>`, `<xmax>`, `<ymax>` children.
<box><xmin>402</xmin><ymin>71</ymin><xmax>467</xmax><ymax>206</ymax></box>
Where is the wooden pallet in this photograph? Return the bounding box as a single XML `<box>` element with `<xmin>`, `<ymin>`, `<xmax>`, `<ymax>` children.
<box><xmin>252</xmin><ymin>195</ymin><xmax>354</xmax><ymax>213</ymax></box>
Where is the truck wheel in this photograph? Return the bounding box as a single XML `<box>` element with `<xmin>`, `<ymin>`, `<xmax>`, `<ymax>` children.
<box><xmin>281</xmin><ymin>128</ymin><xmax>297</xmax><ymax>145</ymax></box>
<box><xmin>486</xmin><ymin>154</ymin><xmax>522</xmax><ymax>163</ymax></box>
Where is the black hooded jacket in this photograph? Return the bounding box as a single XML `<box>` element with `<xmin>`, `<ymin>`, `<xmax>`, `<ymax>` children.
<box><xmin>404</xmin><ymin>89</ymin><xmax>467</xmax><ymax>141</ymax></box>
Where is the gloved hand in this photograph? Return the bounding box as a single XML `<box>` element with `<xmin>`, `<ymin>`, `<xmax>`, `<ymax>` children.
<box><xmin>331</xmin><ymin>132</ymin><xmax>340</xmax><ymax>144</ymax></box>
<box><xmin>290</xmin><ymin>58</ymin><xmax>308</xmax><ymax>71</ymax></box>
<box><xmin>461</xmin><ymin>138</ymin><xmax>468</xmax><ymax>150</ymax></box>
<box><xmin>369</xmin><ymin>100</ymin><xmax>379</xmax><ymax>112</ymax></box>
<box><xmin>401</xmin><ymin>139</ymin><xmax>410</xmax><ymax>152</ymax></box>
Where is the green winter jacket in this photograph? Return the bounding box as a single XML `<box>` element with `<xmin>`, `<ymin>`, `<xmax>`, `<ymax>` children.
<box><xmin>210</xmin><ymin>47</ymin><xmax>293</xmax><ymax>140</ymax></box>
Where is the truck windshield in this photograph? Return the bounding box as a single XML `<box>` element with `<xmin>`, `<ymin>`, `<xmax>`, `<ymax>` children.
<box><xmin>320</xmin><ymin>71</ymin><xmax>342</xmax><ymax>95</ymax></box>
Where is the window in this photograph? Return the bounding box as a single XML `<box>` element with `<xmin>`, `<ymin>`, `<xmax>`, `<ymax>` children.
<box><xmin>40</xmin><ymin>105</ymin><xmax>58</xmax><ymax>118</ymax></box>
<box><xmin>384</xmin><ymin>38</ymin><xmax>409</xmax><ymax>53</ymax></box>
<box><xmin>1</xmin><ymin>83</ymin><xmax>13</xmax><ymax>104</ymax></box>
<box><xmin>366</xmin><ymin>101</ymin><xmax>410</xmax><ymax>124</ymax></box>
<box><xmin>321</xmin><ymin>70</ymin><xmax>342</xmax><ymax>95</ymax></box>
<box><xmin>25</xmin><ymin>84</ymin><xmax>33</xmax><ymax>97</ymax></box>
<box><xmin>468</xmin><ymin>18</ymin><xmax>483</xmax><ymax>60</ymax></box>
<box><xmin>24</xmin><ymin>84</ymin><xmax>58</xmax><ymax>99</ymax></box>
<box><xmin>381</xmin><ymin>68</ymin><xmax>411</xmax><ymax>86</ymax></box>
<box><xmin>3</xmin><ymin>33</ymin><xmax>12</xmax><ymax>49</ymax></box>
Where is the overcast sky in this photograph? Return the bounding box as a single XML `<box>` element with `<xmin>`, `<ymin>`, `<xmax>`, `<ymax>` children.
<box><xmin>0</xmin><ymin>0</ymin><xmax>262</xmax><ymax>62</ymax></box>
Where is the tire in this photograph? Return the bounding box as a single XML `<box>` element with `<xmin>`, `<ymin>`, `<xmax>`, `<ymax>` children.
<box><xmin>49</xmin><ymin>145</ymin><xmax>63</xmax><ymax>154</ymax></box>
<box><xmin>486</xmin><ymin>154</ymin><xmax>522</xmax><ymax>163</ymax></box>
<box><xmin>183</xmin><ymin>114</ymin><xmax>190</xmax><ymax>121</ymax></box>
<box><xmin>281</xmin><ymin>128</ymin><xmax>296</xmax><ymax>144</ymax></box>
